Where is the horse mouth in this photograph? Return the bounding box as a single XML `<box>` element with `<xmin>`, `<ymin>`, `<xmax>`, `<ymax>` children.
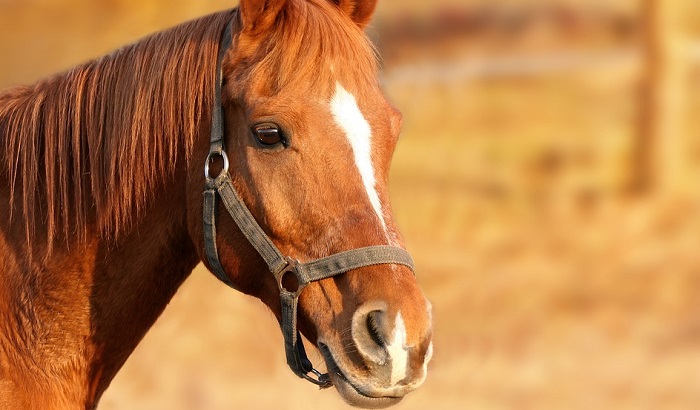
<box><xmin>318</xmin><ymin>343</ymin><xmax>403</xmax><ymax>409</ymax></box>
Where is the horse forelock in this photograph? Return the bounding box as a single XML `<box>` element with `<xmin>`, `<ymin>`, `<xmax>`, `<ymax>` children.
<box><xmin>227</xmin><ymin>0</ymin><xmax>379</xmax><ymax>98</ymax></box>
<box><xmin>0</xmin><ymin>11</ymin><xmax>234</xmax><ymax>249</ymax></box>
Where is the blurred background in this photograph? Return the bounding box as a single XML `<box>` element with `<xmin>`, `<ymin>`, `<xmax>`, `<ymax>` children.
<box><xmin>3</xmin><ymin>0</ymin><xmax>700</xmax><ymax>408</ymax></box>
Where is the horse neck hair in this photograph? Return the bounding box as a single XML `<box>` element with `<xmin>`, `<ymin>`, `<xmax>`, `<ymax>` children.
<box><xmin>0</xmin><ymin>0</ymin><xmax>379</xmax><ymax>254</ymax></box>
<box><xmin>0</xmin><ymin>11</ymin><xmax>234</xmax><ymax>249</ymax></box>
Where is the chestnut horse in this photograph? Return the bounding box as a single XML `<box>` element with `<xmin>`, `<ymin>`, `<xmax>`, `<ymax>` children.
<box><xmin>0</xmin><ymin>0</ymin><xmax>432</xmax><ymax>408</ymax></box>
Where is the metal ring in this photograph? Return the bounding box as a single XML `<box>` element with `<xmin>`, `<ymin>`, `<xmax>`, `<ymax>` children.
<box><xmin>204</xmin><ymin>150</ymin><xmax>229</xmax><ymax>180</ymax></box>
<box><xmin>275</xmin><ymin>257</ymin><xmax>307</xmax><ymax>297</ymax></box>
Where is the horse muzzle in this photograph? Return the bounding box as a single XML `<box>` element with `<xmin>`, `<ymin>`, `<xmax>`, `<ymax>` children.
<box><xmin>317</xmin><ymin>300</ymin><xmax>433</xmax><ymax>409</ymax></box>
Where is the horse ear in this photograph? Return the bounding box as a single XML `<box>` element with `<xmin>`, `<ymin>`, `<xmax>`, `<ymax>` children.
<box><xmin>333</xmin><ymin>0</ymin><xmax>378</xmax><ymax>28</ymax></box>
<box><xmin>239</xmin><ymin>0</ymin><xmax>287</xmax><ymax>33</ymax></box>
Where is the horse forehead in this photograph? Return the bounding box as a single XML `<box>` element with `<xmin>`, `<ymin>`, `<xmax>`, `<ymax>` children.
<box><xmin>331</xmin><ymin>79</ymin><xmax>395</xmax><ymax>122</ymax></box>
<box><xmin>328</xmin><ymin>81</ymin><xmax>390</xmax><ymax>152</ymax></box>
<box><xmin>330</xmin><ymin>83</ymin><xmax>369</xmax><ymax>132</ymax></box>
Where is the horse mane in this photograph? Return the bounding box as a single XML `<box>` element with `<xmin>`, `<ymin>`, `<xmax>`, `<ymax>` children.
<box><xmin>0</xmin><ymin>0</ymin><xmax>377</xmax><ymax>251</ymax></box>
<box><xmin>0</xmin><ymin>10</ymin><xmax>234</xmax><ymax>247</ymax></box>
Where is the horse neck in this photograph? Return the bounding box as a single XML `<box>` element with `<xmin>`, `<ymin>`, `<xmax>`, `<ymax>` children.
<box><xmin>87</xmin><ymin>173</ymin><xmax>200</xmax><ymax>395</ymax></box>
<box><xmin>0</xmin><ymin>163</ymin><xmax>199</xmax><ymax>407</ymax></box>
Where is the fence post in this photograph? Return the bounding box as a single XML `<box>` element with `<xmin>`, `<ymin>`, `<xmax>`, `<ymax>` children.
<box><xmin>638</xmin><ymin>0</ymin><xmax>687</xmax><ymax>195</ymax></box>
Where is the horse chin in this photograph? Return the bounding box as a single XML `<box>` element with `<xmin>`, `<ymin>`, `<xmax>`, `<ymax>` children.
<box><xmin>319</xmin><ymin>343</ymin><xmax>403</xmax><ymax>409</ymax></box>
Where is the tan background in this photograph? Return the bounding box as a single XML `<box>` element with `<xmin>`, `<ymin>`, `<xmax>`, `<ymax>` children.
<box><xmin>2</xmin><ymin>0</ymin><xmax>700</xmax><ymax>409</ymax></box>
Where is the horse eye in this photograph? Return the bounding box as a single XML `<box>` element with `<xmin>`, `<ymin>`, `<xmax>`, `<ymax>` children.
<box><xmin>253</xmin><ymin>123</ymin><xmax>284</xmax><ymax>147</ymax></box>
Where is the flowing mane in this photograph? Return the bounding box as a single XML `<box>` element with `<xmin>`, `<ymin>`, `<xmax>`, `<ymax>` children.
<box><xmin>0</xmin><ymin>11</ymin><xmax>233</xmax><ymax>247</ymax></box>
<box><xmin>0</xmin><ymin>1</ymin><xmax>380</xmax><ymax>251</ymax></box>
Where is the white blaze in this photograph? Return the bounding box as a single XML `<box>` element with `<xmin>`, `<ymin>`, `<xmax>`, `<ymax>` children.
<box><xmin>330</xmin><ymin>82</ymin><xmax>387</xmax><ymax>232</ymax></box>
<box><xmin>386</xmin><ymin>313</ymin><xmax>409</xmax><ymax>385</ymax></box>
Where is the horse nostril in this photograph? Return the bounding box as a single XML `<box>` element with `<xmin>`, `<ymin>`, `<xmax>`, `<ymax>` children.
<box><xmin>366</xmin><ymin>310</ymin><xmax>387</xmax><ymax>348</ymax></box>
<box><xmin>352</xmin><ymin>304</ymin><xmax>390</xmax><ymax>366</ymax></box>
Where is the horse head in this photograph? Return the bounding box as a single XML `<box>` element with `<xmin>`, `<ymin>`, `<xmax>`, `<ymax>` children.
<box><xmin>186</xmin><ymin>0</ymin><xmax>433</xmax><ymax>407</ymax></box>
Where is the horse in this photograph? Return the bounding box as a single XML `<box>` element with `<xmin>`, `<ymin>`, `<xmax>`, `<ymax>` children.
<box><xmin>0</xmin><ymin>0</ymin><xmax>433</xmax><ymax>408</ymax></box>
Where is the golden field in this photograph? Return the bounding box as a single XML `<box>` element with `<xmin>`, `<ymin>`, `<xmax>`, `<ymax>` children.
<box><xmin>2</xmin><ymin>0</ymin><xmax>700</xmax><ymax>409</ymax></box>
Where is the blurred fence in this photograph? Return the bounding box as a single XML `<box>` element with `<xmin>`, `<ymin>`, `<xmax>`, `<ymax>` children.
<box><xmin>377</xmin><ymin>1</ymin><xmax>700</xmax><ymax>207</ymax></box>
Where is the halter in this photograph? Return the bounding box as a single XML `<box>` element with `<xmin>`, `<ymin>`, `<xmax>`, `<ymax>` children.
<box><xmin>202</xmin><ymin>21</ymin><xmax>415</xmax><ymax>388</ymax></box>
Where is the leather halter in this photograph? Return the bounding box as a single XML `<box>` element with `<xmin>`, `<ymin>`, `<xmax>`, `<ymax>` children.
<box><xmin>202</xmin><ymin>21</ymin><xmax>415</xmax><ymax>388</ymax></box>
